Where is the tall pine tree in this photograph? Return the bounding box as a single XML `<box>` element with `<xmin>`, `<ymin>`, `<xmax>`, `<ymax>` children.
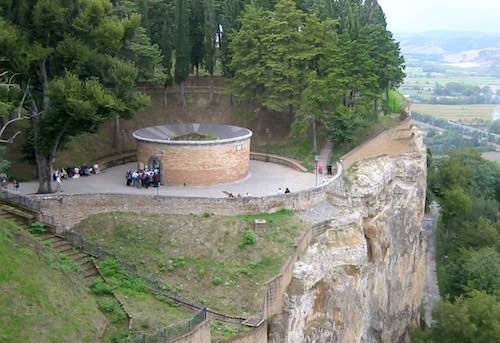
<box><xmin>189</xmin><ymin>0</ymin><xmax>205</xmax><ymax>76</ymax></box>
<box><xmin>175</xmin><ymin>0</ymin><xmax>191</xmax><ymax>107</ymax></box>
<box><xmin>204</xmin><ymin>0</ymin><xmax>217</xmax><ymax>76</ymax></box>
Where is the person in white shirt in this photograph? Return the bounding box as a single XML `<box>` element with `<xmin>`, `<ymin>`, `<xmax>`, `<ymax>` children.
<box><xmin>55</xmin><ymin>175</ymin><xmax>63</xmax><ymax>192</ymax></box>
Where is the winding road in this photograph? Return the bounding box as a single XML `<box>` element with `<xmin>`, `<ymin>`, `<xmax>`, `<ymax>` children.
<box><xmin>422</xmin><ymin>201</ymin><xmax>441</xmax><ymax>326</ymax></box>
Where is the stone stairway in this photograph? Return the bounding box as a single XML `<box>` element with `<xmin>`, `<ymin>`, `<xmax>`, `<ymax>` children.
<box><xmin>37</xmin><ymin>232</ymin><xmax>99</xmax><ymax>283</ymax></box>
<box><xmin>0</xmin><ymin>204</ymin><xmax>99</xmax><ymax>284</ymax></box>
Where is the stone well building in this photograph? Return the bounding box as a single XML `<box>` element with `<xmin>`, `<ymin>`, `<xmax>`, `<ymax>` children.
<box><xmin>133</xmin><ymin>123</ymin><xmax>252</xmax><ymax>186</ymax></box>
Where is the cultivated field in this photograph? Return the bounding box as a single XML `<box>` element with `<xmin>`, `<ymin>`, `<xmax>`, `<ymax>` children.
<box><xmin>412</xmin><ymin>104</ymin><xmax>498</xmax><ymax>121</ymax></box>
<box><xmin>482</xmin><ymin>151</ymin><xmax>500</xmax><ymax>162</ymax></box>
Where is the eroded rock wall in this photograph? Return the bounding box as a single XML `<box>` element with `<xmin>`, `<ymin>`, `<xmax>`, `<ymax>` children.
<box><xmin>274</xmin><ymin>144</ymin><xmax>427</xmax><ymax>342</ymax></box>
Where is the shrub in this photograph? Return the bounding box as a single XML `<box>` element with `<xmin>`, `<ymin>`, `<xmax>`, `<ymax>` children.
<box><xmin>30</xmin><ymin>221</ymin><xmax>45</xmax><ymax>234</ymax></box>
<box><xmin>238</xmin><ymin>230</ymin><xmax>256</xmax><ymax>248</ymax></box>
<box><xmin>98</xmin><ymin>257</ymin><xmax>147</xmax><ymax>293</ymax></box>
<box><xmin>210</xmin><ymin>320</ymin><xmax>241</xmax><ymax>339</ymax></box>
<box><xmin>97</xmin><ymin>297</ymin><xmax>127</xmax><ymax>323</ymax></box>
<box><xmin>212</xmin><ymin>276</ymin><xmax>223</xmax><ymax>286</ymax></box>
<box><xmin>90</xmin><ymin>278</ymin><xmax>114</xmax><ymax>295</ymax></box>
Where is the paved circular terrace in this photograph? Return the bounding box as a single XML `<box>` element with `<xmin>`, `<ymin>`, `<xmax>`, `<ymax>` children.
<box><xmin>133</xmin><ymin>123</ymin><xmax>252</xmax><ymax>144</ymax></box>
<box><xmin>18</xmin><ymin>161</ymin><xmax>317</xmax><ymax>198</ymax></box>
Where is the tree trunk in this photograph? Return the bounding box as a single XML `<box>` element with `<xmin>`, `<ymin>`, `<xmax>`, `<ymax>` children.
<box><xmin>112</xmin><ymin>116</ymin><xmax>121</xmax><ymax>152</ymax></box>
<box><xmin>163</xmin><ymin>86</ymin><xmax>168</xmax><ymax>107</ymax></box>
<box><xmin>180</xmin><ymin>82</ymin><xmax>187</xmax><ymax>110</ymax></box>
<box><xmin>33</xmin><ymin>59</ymin><xmax>53</xmax><ymax>194</ymax></box>
<box><xmin>209</xmin><ymin>78</ymin><xmax>214</xmax><ymax>105</ymax></box>
<box><xmin>36</xmin><ymin>153</ymin><xmax>53</xmax><ymax>194</ymax></box>
<box><xmin>312</xmin><ymin>118</ymin><xmax>318</xmax><ymax>154</ymax></box>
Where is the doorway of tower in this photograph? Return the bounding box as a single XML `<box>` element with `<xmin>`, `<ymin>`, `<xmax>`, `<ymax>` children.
<box><xmin>148</xmin><ymin>156</ymin><xmax>163</xmax><ymax>185</ymax></box>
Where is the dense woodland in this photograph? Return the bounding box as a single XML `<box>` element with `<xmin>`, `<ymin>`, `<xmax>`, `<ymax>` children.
<box><xmin>0</xmin><ymin>0</ymin><xmax>404</xmax><ymax>193</ymax></box>
<box><xmin>429</xmin><ymin>82</ymin><xmax>500</xmax><ymax>105</ymax></box>
<box><xmin>413</xmin><ymin>149</ymin><xmax>500</xmax><ymax>342</ymax></box>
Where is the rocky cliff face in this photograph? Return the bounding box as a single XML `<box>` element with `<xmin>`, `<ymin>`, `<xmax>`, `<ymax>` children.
<box><xmin>272</xmin><ymin>142</ymin><xmax>427</xmax><ymax>342</ymax></box>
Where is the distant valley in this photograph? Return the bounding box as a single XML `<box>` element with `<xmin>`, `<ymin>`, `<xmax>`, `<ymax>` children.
<box><xmin>396</xmin><ymin>31</ymin><xmax>500</xmax><ymax>71</ymax></box>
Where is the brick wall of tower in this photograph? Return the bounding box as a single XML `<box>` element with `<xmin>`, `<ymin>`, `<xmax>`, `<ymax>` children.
<box><xmin>136</xmin><ymin>139</ymin><xmax>251</xmax><ymax>186</ymax></box>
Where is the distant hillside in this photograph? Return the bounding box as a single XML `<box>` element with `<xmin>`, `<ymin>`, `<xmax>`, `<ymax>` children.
<box><xmin>396</xmin><ymin>31</ymin><xmax>500</xmax><ymax>70</ymax></box>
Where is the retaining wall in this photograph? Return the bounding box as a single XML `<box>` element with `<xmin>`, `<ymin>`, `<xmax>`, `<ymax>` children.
<box><xmin>262</xmin><ymin>219</ymin><xmax>334</xmax><ymax>320</ymax></box>
<box><xmin>250</xmin><ymin>152</ymin><xmax>309</xmax><ymax>172</ymax></box>
<box><xmin>34</xmin><ymin>163</ymin><xmax>343</xmax><ymax>228</ymax></box>
<box><xmin>167</xmin><ymin>320</ymin><xmax>211</xmax><ymax>343</ymax></box>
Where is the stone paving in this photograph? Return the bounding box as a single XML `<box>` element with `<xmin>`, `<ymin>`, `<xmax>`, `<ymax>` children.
<box><xmin>19</xmin><ymin>161</ymin><xmax>317</xmax><ymax>198</ymax></box>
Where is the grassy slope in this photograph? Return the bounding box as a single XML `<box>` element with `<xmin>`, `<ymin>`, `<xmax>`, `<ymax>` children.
<box><xmin>0</xmin><ymin>218</ymin><xmax>107</xmax><ymax>343</ymax></box>
<box><xmin>114</xmin><ymin>289</ymin><xmax>191</xmax><ymax>331</ymax></box>
<box><xmin>388</xmin><ymin>89</ymin><xmax>406</xmax><ymax>113</ymax></box>
<box><xmin>75</xmin><ymin>210</ymin><xmax>307</xmax><ymax>316</ymax></box>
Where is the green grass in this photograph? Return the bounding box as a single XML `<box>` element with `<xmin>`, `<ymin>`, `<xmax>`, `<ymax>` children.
<box><xmin>75</xmin><ymin>209</ymin><xmax>307</xmax><ymax>316</ymax></box>
<box><xmin>388</xmin><ymin>90</ymin><xmax>405</xmax><ymax>113</ymax></box>
<box><xmin>0</xmin><ymin>217</ymin><xmax>107</xmax><ymax>343</ymax></box>
<box><xmin>92</xmin><ymin>258</ymin><xmax>193</xmax><ymax>331</ymax></box>
<box><xmin>114</xmin><ymin>290</ymin><xmax>191</xmax><ymax>331</ymax></box>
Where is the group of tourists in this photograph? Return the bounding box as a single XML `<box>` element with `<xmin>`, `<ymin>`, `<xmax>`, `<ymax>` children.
<box><xmin>51</xmin><ymin>163</ymin><xmax>101</xmax><ymax>192</ymax></box>
<box><xmin>0</xmin><ymin>173</ymin><xmax>19</xmax><ymax>191</ymax></box>
<box><xmin>126</xmin><ymin>168</ymin><xmax>161</xmax><ymax>188</ymax></box>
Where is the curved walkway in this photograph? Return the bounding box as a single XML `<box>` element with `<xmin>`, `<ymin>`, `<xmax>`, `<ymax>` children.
<box><xmin>19</xmin><ymin>161</ymin><xmax>316</xmax><ymax>198</ymax></box>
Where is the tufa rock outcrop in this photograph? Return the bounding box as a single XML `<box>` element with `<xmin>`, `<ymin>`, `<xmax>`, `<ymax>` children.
<box><xmin>272</xmin><ymin>138</ymin><xmax>427</xmax><ymax>342</ymax></box>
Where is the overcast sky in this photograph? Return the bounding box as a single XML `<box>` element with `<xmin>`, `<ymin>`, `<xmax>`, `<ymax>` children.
<box><xmin>377</xmin><ymin>0</ymin><xmax>500</xmax><ymax>34</ymax></box>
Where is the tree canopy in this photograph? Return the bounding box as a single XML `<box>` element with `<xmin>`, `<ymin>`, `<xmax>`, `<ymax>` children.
<box><xmin>0</xmin><ymin>0</ymin><xmax>406</xmax><ymax>191</ymax></box>
<box><xmin>0</xmin><ymin>0</ymin><xmax>163</xmax><ymax>193</ymax></box>
<box><xmin>414</xmin><ymin>149</ymin><xmax>500</xmax><ymax>341</ymax></box>
<box><xmin>229</xmin><ymin>0</ymin><xmax>405</xmax><ymax>149</ymax></box>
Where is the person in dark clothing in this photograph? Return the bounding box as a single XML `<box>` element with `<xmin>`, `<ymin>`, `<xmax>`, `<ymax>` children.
<box><xmin>284</xmin><ymin>187</ymin><xmax>291</xmax><ymax>194</ymax></box>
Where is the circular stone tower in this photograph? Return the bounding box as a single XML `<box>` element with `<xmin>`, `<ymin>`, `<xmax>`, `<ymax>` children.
<box><xmin>133</xmin><ymin>123</ymin><xmax>252</xmax><ymax>186</ymax></box>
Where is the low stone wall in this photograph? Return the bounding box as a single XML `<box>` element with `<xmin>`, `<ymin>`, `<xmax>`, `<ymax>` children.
<box><xmin>250</xmin><ymin>152</ymin><xmax>308</xmax><ymax>172</ymax></box>
<box><xmin>167</xmin><ymin>320</ymin><xmax>211</xmax><ymax>343</ymax></box>
<box><xmin>97</xmin><ymin>151</ymin><xmax>136</xmax><ymax>171</ymax></box>
<box><xmin>34</xmin><ymin>163</ymin><xmax>343</xmax><ymax>228</ymax></box>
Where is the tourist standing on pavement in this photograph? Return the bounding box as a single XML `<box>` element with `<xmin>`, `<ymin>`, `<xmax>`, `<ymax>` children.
<box><xmin>55</xmin><ymin>174</ymin><xmax>63</xmax><ymax>192</ymax></box>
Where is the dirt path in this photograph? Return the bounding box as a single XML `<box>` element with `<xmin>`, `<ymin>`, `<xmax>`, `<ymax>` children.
<box><xmin>341</xmin><ymin>120</ymin><xmax>415</xmax><ymax>169</ymax></box>
<box><xmin>422</xmin><ymin>202</ymin><xmax>441</xmax><ymax>326</ymax></box>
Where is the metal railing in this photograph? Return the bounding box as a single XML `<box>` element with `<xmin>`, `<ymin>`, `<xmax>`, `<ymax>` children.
<box><xmin>129</xmin><ymin>307</ymin><xmax>207</xmax><ymax>343</ymax></box>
